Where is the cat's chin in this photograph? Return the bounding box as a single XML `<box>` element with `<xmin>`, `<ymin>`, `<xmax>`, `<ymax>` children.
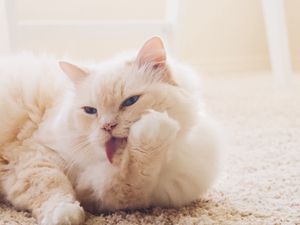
<box><xmin>104</xmin><ymin>136</ymin><xmax>127</xmax><ymax>164</ymax></box>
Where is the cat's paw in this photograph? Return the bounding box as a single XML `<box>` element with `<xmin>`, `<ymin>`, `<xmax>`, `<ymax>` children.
<box><xmin>130</xmin><ymin>110</ymin><xmax>180</xmax><ymax>146</ymax></box>
<box><xmin>41</xmin><ymin>201</ymin><xmax>85</xmax><ymax>225</ymax></box>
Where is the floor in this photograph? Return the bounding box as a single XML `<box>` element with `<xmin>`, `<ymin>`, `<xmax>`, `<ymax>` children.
<box><xmin>1</xmin><ymin>73</ymin><xmax>300</xmax><ymax>225</ymax></box>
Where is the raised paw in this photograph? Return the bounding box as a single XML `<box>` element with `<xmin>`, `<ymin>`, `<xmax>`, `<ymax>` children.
<box><xmin>130</xmin><ymin>110</ymin><xmax>180</xmax><ymax>146</ymax></box>
<box><xmin>41</xmin><ymin>201</ymin><xmax>85</xmax><ymax>225</ymax></box>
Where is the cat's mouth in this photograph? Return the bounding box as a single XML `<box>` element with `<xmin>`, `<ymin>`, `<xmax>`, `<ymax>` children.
<box><xmin>104</xmin><ymin>137</ymin><xmax>127</xmax><ymax>163</ymax></box>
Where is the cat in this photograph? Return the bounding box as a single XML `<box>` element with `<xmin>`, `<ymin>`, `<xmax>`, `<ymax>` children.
<box><xmin>0</xmin><ymin>37</ymin><xmax>220</xmax><ymax>225</ymax></box>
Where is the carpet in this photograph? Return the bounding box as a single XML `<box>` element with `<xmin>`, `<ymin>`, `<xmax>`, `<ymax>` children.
<box><xmin>1</xmin><ymin>73</ymin><xmax>300</xmax><ymax>225</ymax></box>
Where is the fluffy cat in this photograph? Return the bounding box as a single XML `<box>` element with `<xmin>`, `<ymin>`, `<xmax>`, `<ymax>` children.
<box><xmin>0</xmin><ymin>37</ymin><xmax>220</xmax><ymax>225</ymax></box>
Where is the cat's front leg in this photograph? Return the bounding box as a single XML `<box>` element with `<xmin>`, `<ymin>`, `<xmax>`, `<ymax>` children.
<box><xmin>129</xmin><ymin>110</ymin><xmax>180</xmax><ymax>158</ymax></box>
<box><xmin>1</xmin><ymin>146</ymin><xmax>85</xmax><ymax>225</ymax></box>
<box><xmin>124</xmin><ymin>110</ymin><xmax>180</xmax><ymax>204</ymax></box>
<box><xmin>38</xmin><ymin>195</ymin><xmax>85</xmax><ymax>225</ymax></box>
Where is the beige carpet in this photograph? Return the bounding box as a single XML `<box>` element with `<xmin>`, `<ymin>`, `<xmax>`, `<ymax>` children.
<box><xmin>1</xmin><ymin>73</ymin><xmax>300</xmax><ymax>225</ymax></box>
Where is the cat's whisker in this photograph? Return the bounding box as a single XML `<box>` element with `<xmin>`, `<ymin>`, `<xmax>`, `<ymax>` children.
<box><xmin>63</xmin><ymin>140</ymin><xmax>92</xmax><ymax>175</ymax></box>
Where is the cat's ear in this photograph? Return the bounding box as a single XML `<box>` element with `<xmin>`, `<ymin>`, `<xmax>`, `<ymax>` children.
<box><xmin>59</xmin><ymin>61</ymin><xmax>89</xmax><ymax>83</ymax></box>
<box><xmin>136</xmin><ymin>36</ymin><xmax>166</xmax><ymax>68</ymax></box>
<box><xmin>136</xmin><ymin>37</ymin><xmax>176</xmax><ymax>85</ymax></box>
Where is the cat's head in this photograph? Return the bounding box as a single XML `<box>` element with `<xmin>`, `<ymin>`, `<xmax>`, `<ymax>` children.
<box><xmin>59</xmin><ymin>37</ymin><xmax>197</xmax><ymax>164</ymax></box>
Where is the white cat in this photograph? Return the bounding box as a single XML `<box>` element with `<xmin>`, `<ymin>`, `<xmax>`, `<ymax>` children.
<box><xmin>0</xmin><ymin>37</ymin><xmax>220</xmax><ymax>225</ymax></box>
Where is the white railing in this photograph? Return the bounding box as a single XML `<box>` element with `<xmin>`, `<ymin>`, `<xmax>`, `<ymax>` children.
<box><xmin>262</xmin><ymin>0</ymin><xmax>293</xmax><ymax>83</ymax></box>
<box><xmin>2</xmin><ymin>0</ymin><xmax>180</xmax><ymax>55</ymax></box>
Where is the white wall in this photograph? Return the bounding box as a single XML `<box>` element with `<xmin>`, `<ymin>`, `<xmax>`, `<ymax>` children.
<box><xmin>177</xmin><ymin>0</ymin><xmax>270</xmax><ymax>72</ymax></box>
<box><xmin>285</xmin><ymin>0</ymin><xmax>300</xmax><ymax>71</ymax></box>
<box><xmin>12</xmin><ymin>0</ymin><xmax>169</xmax><ymax>61</ymax></box>
<box><xmin>3</xmin><ymin>0</ymin><xmax>300</xmax><ymax>73</ymax></box>
<box><xmin>176</xmin><ymin>0</ymin><xmax>300</xmax><ymax>73</ymax></box>
<box><xmin>0</xmin><ymin>0</ymin><xmax>10</xmax><ymax>53</ymax></box>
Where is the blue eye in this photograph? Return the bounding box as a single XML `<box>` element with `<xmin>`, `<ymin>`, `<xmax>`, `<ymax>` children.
<box><xmin>121</xmin><ymin>95</ymin><xmax>140</xmax><ymax>108</ymax></box>
<box><xmin>82</xmin><ymin>106</ymin><xmax>97</xmax><ymax>115</ymax></box>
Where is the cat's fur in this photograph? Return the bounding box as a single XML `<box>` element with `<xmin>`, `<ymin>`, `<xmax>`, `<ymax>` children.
<box><xmin>0</xmin><ymin>37</ymin><xmax>220</xmax><ymax>225</ymax></box>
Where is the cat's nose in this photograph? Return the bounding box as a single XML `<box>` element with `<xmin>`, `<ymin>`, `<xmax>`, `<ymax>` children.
<box><xmin>102</xmin><ymin>121</ymin><xmax>117</xmax><ymax>132</ymax></box>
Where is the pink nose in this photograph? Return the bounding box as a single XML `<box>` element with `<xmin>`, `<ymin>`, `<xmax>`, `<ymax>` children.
<box><xmin>102</xmin><ymin>121</ymin><xmax>117</xmax><ymax>132</ymax></box>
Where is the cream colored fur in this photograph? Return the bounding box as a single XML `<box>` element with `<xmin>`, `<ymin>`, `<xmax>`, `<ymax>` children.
<box><xmin>0</xmin><ymin>37</ymin><xmax>220</xmax><ymax>224</ymax></box>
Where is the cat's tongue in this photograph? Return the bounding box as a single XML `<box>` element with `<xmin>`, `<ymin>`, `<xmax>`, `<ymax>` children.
<box><xmin>105</xmin><ymin>137</ymin><xmax>126</xmax><ymax>163</ymax></box>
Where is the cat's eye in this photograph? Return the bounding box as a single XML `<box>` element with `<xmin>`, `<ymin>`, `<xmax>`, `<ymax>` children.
<box><xmin>82</xmin><ymin>106</ymin><xmax>97</xmax><ymax>115</ymax></box>
<box><xmin>121</xmin><ymin>95</ymin><xmax>140</xmax><ymax>108</ymax></box>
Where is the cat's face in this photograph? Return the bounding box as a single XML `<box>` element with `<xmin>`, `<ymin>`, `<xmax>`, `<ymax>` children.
<box><xmin>74</xmin><ymin>64</ymin><xmax>172</xmax><ymax>143</ymax></box>
<box><xmin>60</xmin><ymin>37</ymin><xmax>195</xmax><ymax>164</ymax></box>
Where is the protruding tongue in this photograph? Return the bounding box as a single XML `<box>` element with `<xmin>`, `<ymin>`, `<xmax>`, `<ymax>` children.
<box><xmin>105</xmin><ymin>138</ymin><xmax>117</xmax><ymax>163</ymax></box>
<box><xmin>105</xmin><ymin>137</ymin><xmax>126</xmax><ymax>163</ymax></box>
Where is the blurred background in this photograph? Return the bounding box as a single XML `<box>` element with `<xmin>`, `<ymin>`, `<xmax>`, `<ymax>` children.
<box><xmin>0</xmin><ymin>0</ymin><xmax>299</xmax><ymax>76</ymax></box>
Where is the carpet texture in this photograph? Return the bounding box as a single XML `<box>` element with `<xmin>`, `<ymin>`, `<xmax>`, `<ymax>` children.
<box><xmin>1</xmin><ymin>73</ymin><xmax>300</xmax><ymax>225</ymax></box>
